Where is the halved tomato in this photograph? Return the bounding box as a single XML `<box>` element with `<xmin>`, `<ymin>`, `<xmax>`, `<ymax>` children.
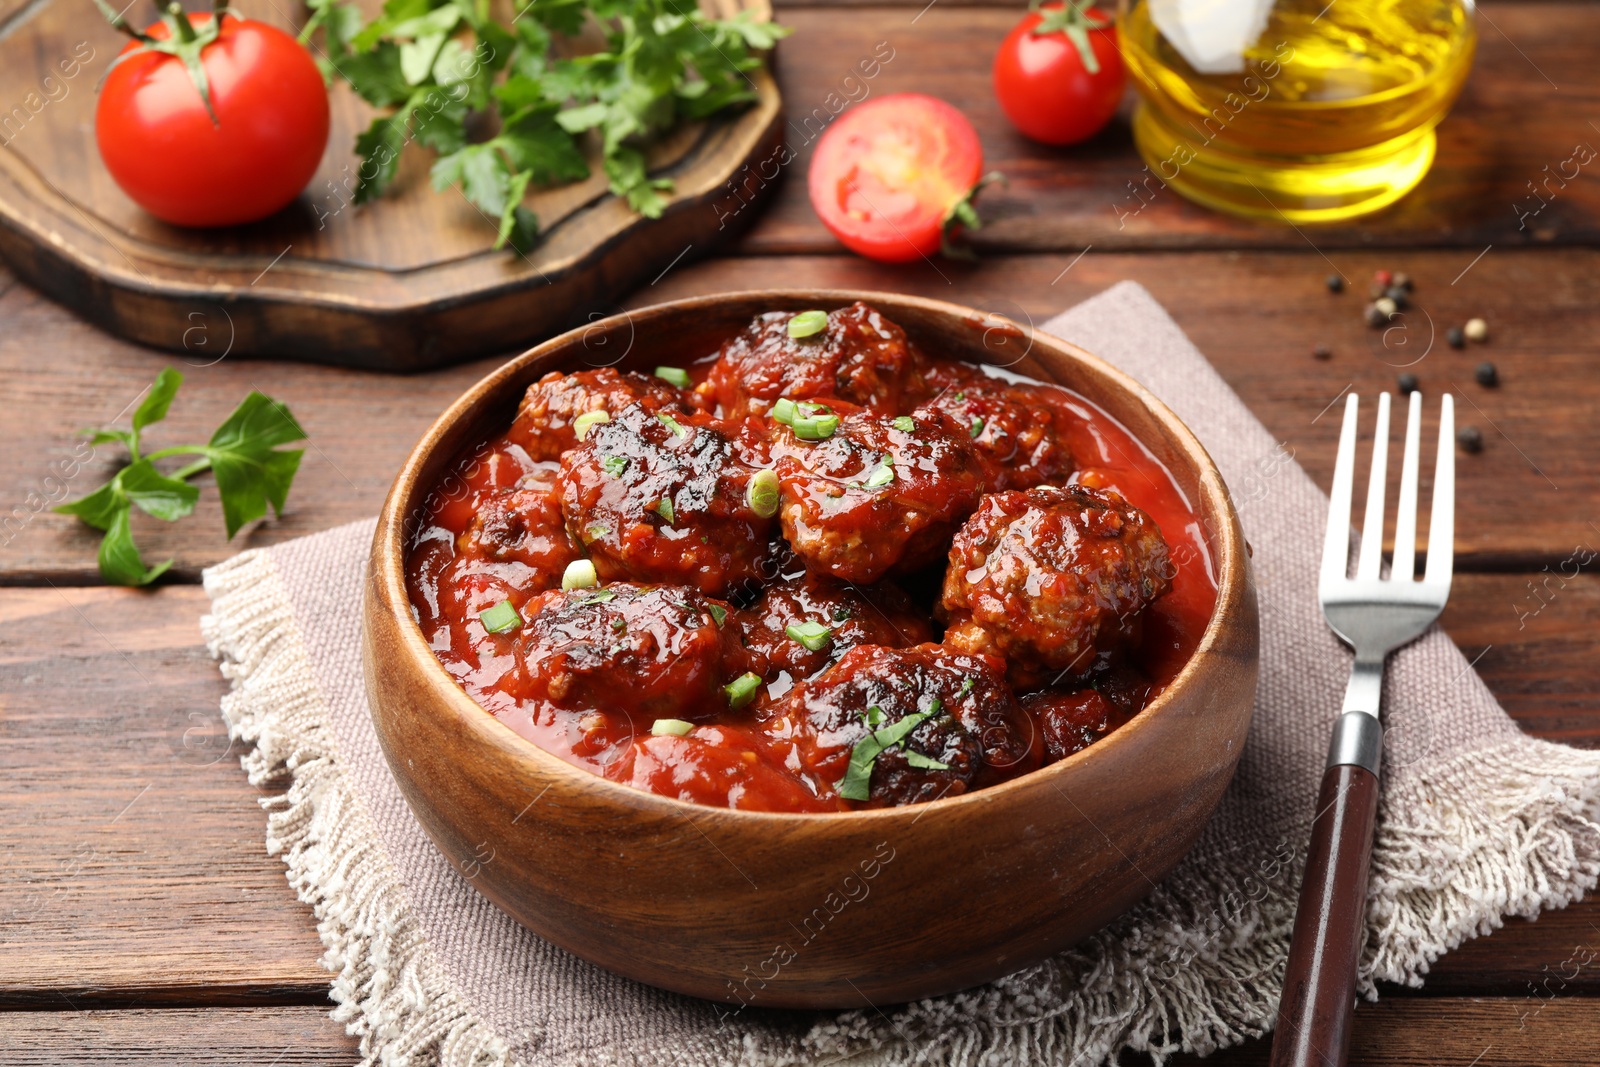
<box><xmin>807</xmin><ymin>93</ymin><xmax>994</xmax><ymax>264</ymax></box>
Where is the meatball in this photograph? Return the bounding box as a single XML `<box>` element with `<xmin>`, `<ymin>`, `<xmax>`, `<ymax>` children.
<box><xmin>729</xmin><ymin>572</ymin><xmax>934</xmax><ymax>686</ymax></box>
<box><xmin>941</xmin><ymin>485</ymin><xmax>1172</xmax><ymax>689</ymax></box>
<box><xmin>558</xmin><ymin>404</ymin><xmax>776</xmax><ymax>597</ymax></box>
<box><xmin>772</xmin><ymin>643</ymin><xmax>1037</xmax><ymax>807</ymax></box>
<box><xmin>455</xmin><ymin>462</ymin><xmax>580</xmax><ymax>588</ymax></box>
<box><xmin>517</xmin><ymin>583</ymin><xmax>734</xmax><ymax>723</ymax></box>
<box><xmin>1022</xmin><ymin>688</ymin><xmax>1133</xmax><ymax>763</ymax></box>
<box><xmin>921</xmin><ymin>363</ymin><xmax>1071</xmax><ymax>492</ymax></box>
<box><xmin>703</xmin><ymin>302</ymin><xmax>932</xmax><ymax>418</ymax></box>
<box><xmin>760</xmin><ymin>400</ymin><xmax>985</xmax><ymax>584</ymax></box>
<box><xmin>508</xmin><ymin>368</ymin><xmax>695</xmax><ymax>461</ymax></box>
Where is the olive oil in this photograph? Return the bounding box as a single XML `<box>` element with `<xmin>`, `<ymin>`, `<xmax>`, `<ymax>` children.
<box><xmin>1118</xmin><ymin>0</ymin><xmax>1477</xmax><ymax>222</ymax></box>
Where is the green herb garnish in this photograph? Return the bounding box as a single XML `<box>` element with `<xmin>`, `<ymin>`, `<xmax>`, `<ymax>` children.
<box><xmin>862</xmin><ymin>460</ymin><xmax>895</xmax><ymax>488</ymax></box>
<box><xmin>785</xmin><ymin>620</ymin><xmax>832</xmax><ymax>652</ymax></box>
<box><xmin>55</xmin><ymin>368</ymin><xmax>305</xmax><ymax>586</ymax></box>
<box><xmin>958</xmin><ymin>677</ymin><xmax>975</xmax><ymax>698</ymax></box>
<box><xmin>573</xmin><ymin>409</ymin><xmax>609</xmax><ymax>440</ymax></box>
<box><xmin>301</xmin><ymin>0</ymin><xmax>789</xmax><ymax>252</ymax></box>
<box><xmin>835</xmin><ymin>701</ymin><xmax>948</xmax><ymax>801</ymax></box>
<box><xmin>970</xmin><ymin>416</ymin><xmax>985</xmax><ymax>438</ymax></box>
<box><xmin>792</xmin><ymin>412</ymin><xmax>840</xmax><ymax>440</ymax></box>
<box><xmin>891</xmin><ymin>415</ymin><xmax>916</xmax><ymax>432</ymax></box>
<box><xmin>601</xmin><ymin>454</ymin><xmax>628</xmax><ymax>477</ymax></box>
<box><xmin>479</xmin><ymin>599</ymin><xmax>521</xmax><ymax>634</ymax></box>
<box><xmin>724</xmin><ymin>672</ymin><xmax>762</xmax><ymax>709</ymax></box>
<box><xmin>657</xmin><ymin>412</ymin><xmax>688</xmax><ymax>439</ymax></box>
<box><xmin>650</xmin><ymin>497</ymin><xmax>676</xmax><ymax>524</ymax></box>
<box><xmin>787</xmin><ymin>310</ymin><xmax>828</xmax><ymax>339</ymax></box>
<box><xmin>655</xmin><ymin>366</ymin><xmax>692</xmax><ymax>389</ymax></box>
<box><xmin>708</xmin><ymin>603</ymin><xmax>728</xmax><ymax>627</ymax></box>
<box><xmin>746</xmin><ymin>468</ymin><xmax>780</xmax><ymax>518</ymax></box>
<box><xmin>574</xmin><ymin>588</ymin><xmax>618</xmax><ymax>606</ymax></box>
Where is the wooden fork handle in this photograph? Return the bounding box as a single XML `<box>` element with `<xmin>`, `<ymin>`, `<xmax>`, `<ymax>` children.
<box><xmin>1269</xmin><ymin>713</ymin><xmax>1383</xmax><ymax>1067</ymax></box>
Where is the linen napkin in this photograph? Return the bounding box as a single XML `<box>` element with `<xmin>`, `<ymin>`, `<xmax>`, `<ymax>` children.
<box><xmin>202</xmin><ymin>281</ymin><xmax>1600</xmax><ymax>1067</ymax></box>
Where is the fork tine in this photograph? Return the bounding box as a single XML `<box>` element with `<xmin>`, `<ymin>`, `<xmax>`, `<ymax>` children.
<box><xmin>1355</xmin><ymin>392</ymin><xmax>1392</xmax><ymax>581</ymax></box>
<box><xmin>1391</xmin><ymin>391</ymin><xmax>1423</xmax><ymax>582</ymax></box>
<box><xmin>1321</xmin><ymin>393</ymin><xmax>1360</xmax><ymax>587</ymax></box>
<box><xmin>1425</xmin><ymin>394</ymin><xmax>1456</xmax><ymax>588</ymax></box>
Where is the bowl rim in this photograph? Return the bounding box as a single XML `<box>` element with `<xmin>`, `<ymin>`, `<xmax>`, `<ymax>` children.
<box><xmin>370</xmin><ymin>287</ymin><xmax>1252</xmax><ymax>826</ymax></box>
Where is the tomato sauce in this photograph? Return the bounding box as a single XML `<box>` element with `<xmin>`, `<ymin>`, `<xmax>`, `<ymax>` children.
<box><xmin>406</xmin><ymin>319</ymin><xmax>1218</xmax><ymax>813</ymax></box>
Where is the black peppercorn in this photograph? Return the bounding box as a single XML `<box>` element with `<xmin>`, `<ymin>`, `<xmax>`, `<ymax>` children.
<box><xmin>1456</xmin><ymin>426</ymin><xmax>1483</xmax><ymax>453</ymax></box>
<box><xmin>1475</xmin><ymin>361</ymin><xmax>1498</xmax><ymax>387</ymax></box>
<box><xmin>1397</xmin><ymin>372</ymin><xmax>1419</xmax><ymax>395</ymax></box>
<box><xmin>1384</xmin><ymin>286</ymin><xmax>1410</xmax><ymax>309</ymax></box>
<box><xmin>1446</xmin><ymin>326</ymin><xmax>1465</xmax><ymax>349</ymax></box>
<box><xmin>1313</xmin><ymin>344</ymin><xmax>1332</xmax><ymax>360</ymax></box>
<box><xmin>1326</xmin><ymin>273</ymin><xmax>1344</xmax><ymax>293</ymax></box>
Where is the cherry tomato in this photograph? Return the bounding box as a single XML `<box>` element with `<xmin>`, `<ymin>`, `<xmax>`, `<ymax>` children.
<box><xmin>807</xmin><ymin>93</ymin><xmax>988</xmax><ymax>264</ymax></box>
<box><xmin>993</xmin><ymin>3</ymin><xmax>1125</xmax><ymax>146</ymax></box>
<box><xmin>96</xmin><ymin>14</ymin><xmax>329</xmax><ymax>228</ymax></box>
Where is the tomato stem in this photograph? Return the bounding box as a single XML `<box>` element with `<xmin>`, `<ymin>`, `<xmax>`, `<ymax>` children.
<box><xmin>1030</xmin><ymin>1</ymin><xmax>1112</xmax><ymax>75</ymax></box>
<box><xmin>94</xmin><ymin>0</ymin><xmax>231</xmax><ymax>126</ymax></box>
<box><xmin>940</xmin><ymin>171</ymin><xmax>1007</xmax><ymax>261</ymax></box>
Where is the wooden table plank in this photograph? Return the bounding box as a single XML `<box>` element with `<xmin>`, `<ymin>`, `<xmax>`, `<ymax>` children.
<box><xmin>0</xmin><ymin>1007</ymin><xmax>358</xmax><ymax>1066</ymax></box>
<box><xmin>1</xmin><ymin>998</ymin><xmax>1596</xmax><ymax>1067</ymax></box>
<box><xmin>0</xmin><ymin>574</ymin><xmax>1594</xmax><ymax>1007</ymax></box>
<box><xmin>1168</xmin><ymin>997</ymin><xmax>1600</xmax><ymax>1067</ymax></box>
<box><xmin>4</xmin><ymin>245</ymin><xmax>1591</xmax><ymax>582</ymax></box>
<box><xmin>739</xmin><ymin>3</ymin><xmax>1600</xmax><ymax>254</ymax></box>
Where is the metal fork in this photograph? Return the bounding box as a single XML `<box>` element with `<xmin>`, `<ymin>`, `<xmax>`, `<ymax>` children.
<box><xmin>1268</xmin><ymin>391</ymin><xmax>1456</xmax><ymax>1067</ymax></box>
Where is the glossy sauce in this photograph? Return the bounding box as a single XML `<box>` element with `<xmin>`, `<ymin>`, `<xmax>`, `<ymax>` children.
<box><xmin>407</xmin><ymin>348</ymin><xmax>1219</xmax><ymax>813</ymax></box>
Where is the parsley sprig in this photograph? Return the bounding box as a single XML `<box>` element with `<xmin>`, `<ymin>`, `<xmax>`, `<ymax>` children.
<box><xmin>836</xmin><ymin>701</ymin><xmax>951</xmax><ymax>801</ymax></box>
<box><xmin>303</xmin><ymin>0</ymin><xmax>788</xmax><ymax>253</ymax></box>
<box><xmin>55</xmin><ymin>369</ymin><xmax>306</xmax><ymax>585</ymax></box>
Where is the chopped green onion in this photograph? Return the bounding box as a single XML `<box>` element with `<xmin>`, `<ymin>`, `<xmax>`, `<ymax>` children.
<box><xmin>785</xmin><ymin>620</ymin><xmax>832</xmax><ymax>652</ymax></box>
<box><xmin>584</xmin><ymin>524</ymin><xmax>610</xmax><ymax>542</ymax></box>
<box><xmin>601</xmin><ymin>454</ymin><xmax>628</xmax><ymax>477</ymax></box>
<box><xmin>797</xmin><ymin>401</ymin><xmax>829</xmax><ymax>416</ymax></box>
<box><xmin>863</xmin><ymin>463</ymin><xmax>895</xmax><ymax>488</ymax></box>
<box><xmin>792</xmin><ymin>413</ymin><xmax>840</xmax><ymax>440</ymax></box>
<box><xmin>958</xmin><ymin>677</ymin><xmax>975</xmax><ymax>698</ymax></box>
<box><xmin>708</xmin><ymin>603</ymin><xmax>727</xmax><ymax>627</ymax></box>
<box><xmin>724</xmin><ymin>672</ymin><xmax>762</xmax><ymax>709</ymax></box>
<box><xmin>611</xmin><ymin>617</ymin><xmax>626</xmax><ymax>632</ymax></box>
<box><xmin>953</xmin><ymin>391</ymin><xmax>966</xmax><ymax>402</ymax></box>
<box><xmin>479</xmin><ymin>600</ymin><xmax>521</xmax><ymax>634</ymax></box>
<box><xmin>573</xmin><ymin>409</ymin><xmax>609</xmax><ymax>440</ymax></box>
<box><xmin>970</xmin><ymin>416</ymin><xmax>985</xmax><ymax>438</ymax></box>
<box><xmin>787</xmin><ymin>310</ymin><xmax>828</xmax><ymax>339</ymax></box>
<box><xmin>746</xmin><ymin>468</ymin><xmax>780</xmax><ymax>518</ymax></box>
<box><xmin>562</xmin><ymin>559</ymin><xmax>598</xmax><ymax>590</ymax></box>
<box><xmin>651</xmin><ymin>718</ymin><xmax>694</xmax><ymax>737</ymax></box>
<box><xmin>657</xmin><ymin>412</ymin><xmax>688</xmax><ymax>439</ymax></box>
<box><xmin>892</xmin><ymin>415</ymin><xmax>916</xmax><ymax>433</ymax></box>
<box><xmin>655</xmin><ymin>366</ymin><xmax>692</xmax><ymax>389</ymax></box>
<box><xmin>771</xmin><ymin>397</ymin><xmax>798</xmax><ymax>425</ymax></box>
<box><xmin>650</xmin><ymin>497</ymin><xmax>676</xmax><ymax>524</ymax></box>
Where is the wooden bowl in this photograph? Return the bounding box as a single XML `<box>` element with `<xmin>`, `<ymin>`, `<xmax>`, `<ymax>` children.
<box><xmin>363</xmin><ymin>290</ymin><xmax>1259</xmax><ymax>1009</ymax></box>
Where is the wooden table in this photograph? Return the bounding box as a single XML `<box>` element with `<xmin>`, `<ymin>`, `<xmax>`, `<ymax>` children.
<box><xmin>3</xmin><ymin>2</ymin><xmax>1597</xmax><ymax>1063</ymax></box>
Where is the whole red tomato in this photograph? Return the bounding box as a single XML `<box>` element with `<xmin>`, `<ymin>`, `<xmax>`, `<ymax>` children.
<box><xmin>96</xmin><ymin>13</ymin><xmax>329</xmax><ymax>227</ymax></box>
<box><xmin>993</xmin><ymin>3</ymin><xmax>1125</xmax><ymax>146</ymax></box>
<box><xmin>808</xmin><ymin>93</ymin><xmax>994</xmax><ymax>264</ymax></box>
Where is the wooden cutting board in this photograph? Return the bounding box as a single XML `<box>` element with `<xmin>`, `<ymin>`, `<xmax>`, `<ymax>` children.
<box><xmin>0</xmin><ymin>0</ymin><xmax>783</xmax><ymax>370</ymax></box>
